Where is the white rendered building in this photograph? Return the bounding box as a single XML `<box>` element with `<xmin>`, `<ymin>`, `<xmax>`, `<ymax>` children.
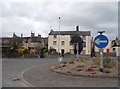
<box><xmin>48</xmin><ymin>26</ymin><xmax>91</xmax><ymax>55</ymax></box>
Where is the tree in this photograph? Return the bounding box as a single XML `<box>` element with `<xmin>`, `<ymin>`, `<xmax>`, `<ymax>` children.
<box><xmin>70</xmin><ymin>35</ymin><xmax>83</xmax><ymax>54</ymax></box>
<box><xmin>10</xmin><ymin>34</ymin><xmax>22</xmax><ymax>50</ymax></box>
<box><xmin>9</xmin><ymin>33</ymin><xmax>23</xmax><ymax>57</ymax></box>
<box><xmin>40</xmin><ymin>47</ymin><xmax>48</xmax><ymax>58</ymax></box>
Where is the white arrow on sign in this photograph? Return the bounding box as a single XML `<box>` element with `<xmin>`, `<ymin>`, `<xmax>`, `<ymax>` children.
<box><xmin>95</xmin><ymin>39</ymin><xmax>108</xmax><ymax>45</ymax></box>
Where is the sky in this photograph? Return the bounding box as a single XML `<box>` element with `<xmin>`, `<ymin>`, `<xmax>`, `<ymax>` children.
<box><xmin>0</xmin><ymin>0</ymin><xmax>118</xmax><ymax>40</ymax></box>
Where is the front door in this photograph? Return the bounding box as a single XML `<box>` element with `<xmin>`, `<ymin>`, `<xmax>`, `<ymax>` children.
<box><xmin>61</xmin><ymin>49</ymin><xmax>64</xmax><ymax>57</ymax></box>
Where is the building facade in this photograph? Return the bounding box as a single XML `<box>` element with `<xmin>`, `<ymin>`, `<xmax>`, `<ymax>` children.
<box><xmin>1</xmin><ymin>32</ymin><xmax>48</xmax><ymax>55</ymax></box>
<box><xmin>111</xmin><ymin>37</ymin><xmax>120</xmax><ymax>56</ymax></box>
<box><xmin>22</xmin><ymin>32</ymin><xmax>48</xmax><ymax>52</ymax></box>
<box><xmin>48</xmin><ymin>26</ymin><xmax>91</xmax><ymax>55</ymax></box>
<box><xmin>0</xmin><ymin>37</ymin><xmax>12</xmax><ymax>57</ymax></box>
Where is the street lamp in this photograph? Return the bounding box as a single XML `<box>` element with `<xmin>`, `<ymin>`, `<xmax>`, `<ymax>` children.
<box><xmin>58</xmin><ymin>17</ymin><xmax>62</xmax><ymax>63</ymax></box>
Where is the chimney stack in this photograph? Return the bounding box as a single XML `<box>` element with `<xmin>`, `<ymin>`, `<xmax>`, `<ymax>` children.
<box><xmin>76</xmin><ymin>25</ymin><xmax>79</xmax><ymax>31</ymax></box>
<box><xmin>31</xmin><ymin>31</ymin><xmax>35</xmax><ymax>38</ymax></box>
<box><xmin>21</xmin><ymin>34</ymin><xmax>23</xmax><ymax>38</ymax></box>
<box><xmin>13</xmin><ymin>32</ymin><xmax>16</xmax><ymax>37</ymax></box>
<box><xmin>38</xmin><ymin>34</ymin><xmax>41</xmax><ymax>37</ymax></box>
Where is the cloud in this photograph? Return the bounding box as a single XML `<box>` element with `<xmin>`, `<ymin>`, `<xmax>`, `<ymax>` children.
<box><xmin>1</xmin><ymin>1</ymin><xmax>118</xmax><ymax>40</ymax></box>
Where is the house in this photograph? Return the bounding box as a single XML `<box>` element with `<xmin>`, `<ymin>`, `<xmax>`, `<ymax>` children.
<box><xmin>0</xmin><ymin>37</ymin><xmax>12</xmax><ymax>57</ymax></box>
<box><xmin>111</xmin><ymin>37</ymin><xmax>120</xmax><ymax>56</ymax></box>
<box><xmin>22</xmin><ymin>32</ymin><xmax>48</xmax><ymax>52</ymax></box>
<box><xmin>48</xmin><ymin>26</ymin><xmax>91</xmax><ymax>55</ymax></box>
<box><xmin>1</xmin><ymin>32</ymin><xmax>48</xmax><ymax>56</ymax></box>
<box><xmin>112</xmin><ymin>37</ymin><xmax>120</xmax><ymax>47</ymax></box>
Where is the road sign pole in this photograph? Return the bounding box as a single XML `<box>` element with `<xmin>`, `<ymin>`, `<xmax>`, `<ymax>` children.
<box><xmin>100</xmin><ymin>49</ymin><xmax>103</xmax><ymax>72</ymax></box>
<box><xmin>77</xmin><ymin>43</ymin><xmax>79</xmax><ymax>60</ymax></box>
<box><xmin>94</xmin><ymin>32</ymin><xmax>108</xmax><ymax>72</ymax></box>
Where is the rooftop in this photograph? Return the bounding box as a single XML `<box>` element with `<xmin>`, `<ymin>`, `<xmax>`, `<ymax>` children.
<box><xmin>49</xmin><ymin>31</ymin><xmax>91</xmax><ymax>36</ymax></box>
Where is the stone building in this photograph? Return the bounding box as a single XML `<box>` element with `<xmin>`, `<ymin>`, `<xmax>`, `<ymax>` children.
<box><xmin>22</xmin><ymin>32</ymin><xmax>48</xmax><ymax>52</ymax></box>
<box><xmin>1</xmin><ymin>32</ymin><xmax>48</xmax><ymax>55</ymax></box>
<box><xmin>0</xmin><ymin>37</ymin><xmax>12</xmax><ymax>57</ymax></box>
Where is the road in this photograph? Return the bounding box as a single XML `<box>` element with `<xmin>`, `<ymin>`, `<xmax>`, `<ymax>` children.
<box><xmin>2</xmin><ymin>58</ymin><xmax>41</xmax><ymax>87</ymax></box>
<box><xmin>2</xmin><ymin>57</ymin><xmax>119</xmax><ymax>87</ymax></box>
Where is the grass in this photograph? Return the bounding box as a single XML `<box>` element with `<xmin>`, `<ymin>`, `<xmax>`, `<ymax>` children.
<box><xmin>67</xmin><ymin>56</ymin><xmax>116</xmax><ymax>69</ymax></box>
<box><xmin>92</xmin><ymin>57</ymin><xmax>116</xmax><ymax>68</ymax></box>
<box><xmin>80</xmin><ymin>56</ymin><xmax>88</xmax><ymax>62</ymax></box>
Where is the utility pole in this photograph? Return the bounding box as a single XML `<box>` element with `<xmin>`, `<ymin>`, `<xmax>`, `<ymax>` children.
<box><xmin>58</xmin><ymin>17</ymin><xmax>62</xmax><ymax>62</ymax></box>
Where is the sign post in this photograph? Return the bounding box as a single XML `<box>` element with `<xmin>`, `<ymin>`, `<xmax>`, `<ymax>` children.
<box><xmin>100</xmin><ymin>49</ymin><xmax>103</xmax><ymax>72</ymax></box>
<box><xmin>94</xmin><ymin>33</ymin><xmax>108</xmax><ymax>72</ymax></box>
<box><xmin>76</xmin><ymin>43</ymin><xmax>79</xmax><ymax>60</ymax></box>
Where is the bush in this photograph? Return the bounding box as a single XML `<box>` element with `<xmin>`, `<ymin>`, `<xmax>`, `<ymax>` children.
<box><xmin>23</xmin><ymin>49</ymin><xmax>30</xmax><ymax>54</ymax></box>
<box><xmin>80</xmin><ymin>58</ymin><xmax>85</xmax><ymax>62</ymax></box>
<box><xmin>103</xmin><ymin>57</ymin><xmax>116</xmax><ymax>68</ymax></box>
<box><xmin>39</xmin><ymin>47</ymin><xmax>48</xmax><ymax>58</ymax></box>
<box><xmin>69</xmin><ymin>61</ymin><xmax>74</xmax><ymax>64</ymax></box>
<box><xmin>42</xmin><ymin>48</ymin><xmax>48</xmax><ymax>54</ymax></box>
<box><xmin>92</xmin><ymin>57</ymin><xmax>100</xmax><ymax>65</ymax></box>
<box><xmin>80</xmin><ymin>56</ymin><xmax>88</xmax><ymax>62</ymax></box>
<box><xmin>8</xmin><ymin>49</ymin><xmax>21</xmax><ymax>58</ymax></box>
<box><xmin>17</xmin><ymin>47</ymin><xmax>26</xmax><ymax>56</ymax></box>
<box><xmin>48</xmin><ymin>48</ymin><xmax>56</xmax><ymax>54</ymax></box>
<box><xmin>92</xmin><ymin>57</ymin><xmax>116</xmax><ymax>68</ymax></box>
<box><xmin>29</xmin><ymin>50</ymin><xmax>34</xmax><ymax>55</ymax></box>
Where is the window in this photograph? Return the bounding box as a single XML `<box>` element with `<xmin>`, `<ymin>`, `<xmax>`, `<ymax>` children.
<box><xmin>53</xmin><ymin>41</ymin><xmax>57</xmax><ymax>45</ymax></box>
<box><xmin>61</xmin><ymin>41</ymin><xmax>65</xmax><ymax>45</ymax></box>
<box><xmin>53</xmin><ymin>35</ymin><xmax>57</xmax><ymax>38</ymax></box>
<box><xmin>3</xmin><ymin>40</ymin><xmax>9</xmax><ymax>44</ymax></box>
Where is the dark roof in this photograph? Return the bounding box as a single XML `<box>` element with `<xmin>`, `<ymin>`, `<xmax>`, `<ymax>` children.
<box><xmin>49</xmin><ymin>31</ymin><xmax>91</xmax><ymax>36</ymax></box>
<box><xmin>22</xmin><ymin>37</ymin><xmax>30</xmax><ymax>40</ymax></box>
<box><xmin>1</xmin><ymin>37</ymin><xmax>12</xmax><ymax>40</ymax></box>
<box><xmin>22</xmin><ymin>36</ymin><xmax>42</xmax><ymax>42</ymax></box>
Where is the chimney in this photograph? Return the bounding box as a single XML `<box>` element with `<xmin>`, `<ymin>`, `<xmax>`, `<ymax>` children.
<box><xmin>31</xmin><ymin>31</ymin><xmax>35</xmax><ymax>38</ymax></box>
<box><xmin>21</xmin><ymin>34</ymin><xmax>23</xmax><ymax>38</ymax></box>
<box><xmin>76</xmin><ymin>25</ymin><xmax>79</xmax><ymax>31</ymax></box>
<box><xmin>50</xmin><ymin>29</ymin><xmax>54</xmax><ymax>32</ymax></box>
<box><xmin>13</xmin><ymin>32</ymin><xmax>16</xmax><ymax>37</ymax></box>
<box><xmin>38</xmin><ymin>34</ymin><xmax>41</xmax><ymax>37</ymax></box>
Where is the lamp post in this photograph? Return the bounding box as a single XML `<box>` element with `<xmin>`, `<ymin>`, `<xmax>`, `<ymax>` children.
<box><xmin>58</xmin><ymin>17</ymin><xmax>62</xmax><ymax>62</ymax></box>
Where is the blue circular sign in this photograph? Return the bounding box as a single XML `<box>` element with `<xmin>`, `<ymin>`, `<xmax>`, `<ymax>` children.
<box><xmin>94</xmin><ymin>35</ymin><xmax>109</xmax><ymax>48</ymax></box>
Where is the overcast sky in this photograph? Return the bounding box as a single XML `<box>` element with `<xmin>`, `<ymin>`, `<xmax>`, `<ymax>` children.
<box><xmin>1</xmin><ymin>0</ymin><xmax>118</xmax><ymax>40</ymax></box>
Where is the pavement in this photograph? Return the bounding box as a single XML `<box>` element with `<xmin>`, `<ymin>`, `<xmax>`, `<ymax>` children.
<box><xmin>22</xmin><ymin>57</ymin><xmax>119</xmax><ymax>87</ymax></box>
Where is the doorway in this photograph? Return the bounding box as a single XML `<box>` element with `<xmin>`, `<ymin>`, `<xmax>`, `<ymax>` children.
<box><xmin>61</xmin><ymin>49</ymin><xmax>64</xmax><ymax>57</ymax></box>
